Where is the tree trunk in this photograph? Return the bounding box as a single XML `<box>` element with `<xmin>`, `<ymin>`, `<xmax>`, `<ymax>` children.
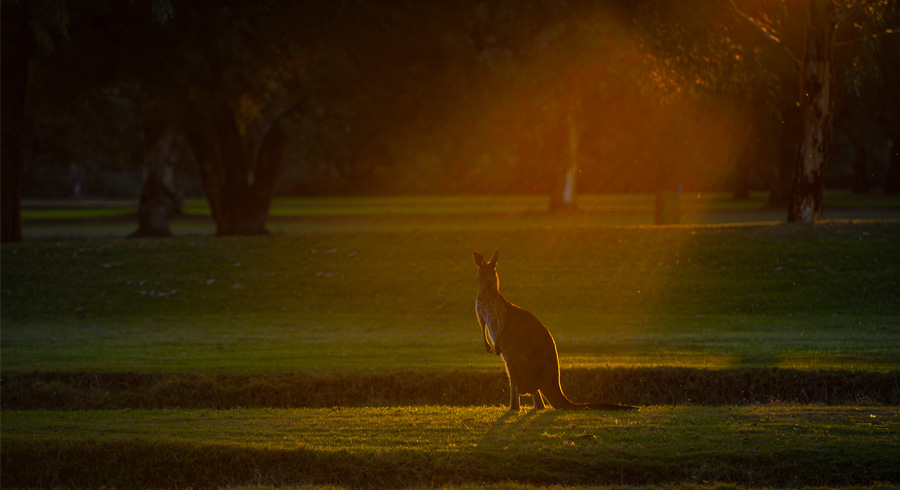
<box><xmin>130</xmin><ymin>133</ymin><xmax>179</xmax><ymax>238</ymax></box>
<box><xmin>733</xmin><ymin>160</ymin><xmax>751</xmax><ymax>201</ymax></box>
<box><xmin>1</xmin><ymin>3</ymin><xmax>30</xmax><ymax>243</ymax></box>
<box><xmin>549</xmin><ymin>102</ymin><xmax>578</xmax><ymax>213</ymax></box>
<box><xmin>130</xmin><ymin>168</ymin><xmax>178</xmax><ymax>238</ymax></box>
<box><xmin>733</xmin><ymin>100</ymin><xmax>767</xmax><ymax>201</ymax></box>
<box><xmin>886</xmin><ymin>136</ymin><xmax>900</xmax><ymax>194</ymax></box>
<box><xmin>850</xmin><ymin>140</ymin><xmax>869</xmax><ymax>193</ymax></box>
<box><xmin>788</xmin><ymin>0</ymin><xmax>836</xmax><ymax>223</ymax></box>
<box><xmin>188</xmin><ymin>105</ymin><xmax>288</xmax><ymax>236</ymax></box>
<box><xmin>654</xmin><ymin>160</ymin><xmax>680</xmax><ymax>226</ymax></box>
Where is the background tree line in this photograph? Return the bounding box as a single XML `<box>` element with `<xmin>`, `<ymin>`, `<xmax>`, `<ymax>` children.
<box><xmin>2</xmin><ymin>0</ymin><xmax>898</xmax><ymax>239</ymax></box>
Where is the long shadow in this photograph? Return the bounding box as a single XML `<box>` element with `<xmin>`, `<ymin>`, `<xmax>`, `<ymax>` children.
<box><xmin>468</xmin><ymin>401</ymin><xmax>655</xmax><ymax>486</ymax></box>
<box><xmin>475</xmin><ymin>402</ymin><xmax>548</xmax><ymax>450</ymax></box>
<box><xmin>735</xmin><ymin>352</ymin><xmax>782</xmax><ymax>368</ymax></box>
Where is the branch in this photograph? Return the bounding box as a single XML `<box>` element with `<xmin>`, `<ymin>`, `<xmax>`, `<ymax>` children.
<box><xmin>728</xmin><ymin>0</ymin><xmax>801</xmax><ymax>71</ymax></box>
<box><xmin>246</xmin><ymin>92</ymin><xmax>305</xmax><ymax>171</ymax></box>
<box><xmin>835</xmin><ymin>28</ymin><xmax>900</xmax><ymax>47</ymax></box>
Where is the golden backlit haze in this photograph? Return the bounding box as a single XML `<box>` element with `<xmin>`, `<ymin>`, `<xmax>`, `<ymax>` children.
<box><xmin>383</xmin><ymin>5</ymin><xmax>763</xmax><ymax>198</ymax></box>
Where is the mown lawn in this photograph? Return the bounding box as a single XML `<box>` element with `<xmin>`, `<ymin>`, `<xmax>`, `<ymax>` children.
<box><xmin>3</xmin><ymin>406</ymin><xmax>899</xmax><ymax>488</ymax></box>
<box><xmin>2</xmin><ymin>220</ymin><xmax>899</xmax><ymax>374</ymax></box>
<box><xmin>19</xmin><ymin>191</ymin><xmax>900</xmax><ymax>239</ymax></box>
<box><xmin>2</xmin><ymin>195</ymin><xmax>900</xmax><ymax>489</ymax></box>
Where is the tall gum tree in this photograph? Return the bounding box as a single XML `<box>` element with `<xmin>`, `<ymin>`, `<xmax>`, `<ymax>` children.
<box><xmin>635</xmin><ymin>0</ymin><xmax>898</xmax><ymax>223</ymax></box>
<box><xmin>728</xmin><ymin>0</ymin><xmax>897</xmax><ymax>222</ymax></box>
<box><xmin>10</xmin><ymin>1</ymin><xmax>312</xmax><ymax>237</ymax></box>
<box><xmin>0</xmin><ymin>0</ymin><xmax>173</xmax><ymax>242</ymax></box>
<box><xmin>185</xmin><ymin>97</ymin><xmax>299</xmax><ymax>236</ymax></box>
<box><xmin>126</xmin><ymin>1</ymin><xmax>312</xmax><ymax>236</ymax></box>
<box><xmin>0</xmin><ymin>1</ymin><xmax>30</xmax><ymax>242</ymax></box>
<box><xmin>791</xmin><ymin>0</ymin><xmax>836</xmax><ymax>222</ymax></box>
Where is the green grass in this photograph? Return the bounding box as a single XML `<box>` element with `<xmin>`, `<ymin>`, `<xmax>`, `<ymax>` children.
<box><xmin>20</xmin><ymin>208</ymin><xmax>136</xmax><ymax>220</ymax></box>
<box><xmin>2</xmin><ymin>223</ymin><xmax>900</xmax><ymax>374</ymax></box>
<box><xmin>4</xmin><ymin>196</ymin><xmax>900</xmax><ymax>489</ymax></box>
<box><xmin>3</xmin><ymin>406</ymin><xmax>899</xmax><ymax>488</ymax></box>
<box><xmin>19</xmin><ymin>191</ymin><xmax>900</xmax><ymax>240</ymax></box>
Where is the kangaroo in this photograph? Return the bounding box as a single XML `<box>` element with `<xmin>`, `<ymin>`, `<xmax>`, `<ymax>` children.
<box><xmin>474</xmin><ymin>250</ymin><xmax>639</xmax><ymax>411</ymax></box>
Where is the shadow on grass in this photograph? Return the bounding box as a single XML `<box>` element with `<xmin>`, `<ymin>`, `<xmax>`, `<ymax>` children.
<box><xmin>4</xmin><ymin>406</ymin><xmax>900</xmax><ymax>488</ymax></box>
<box><xmin>735</xmin><ymin>352</ymin><xmax>782</xmax><ymax>369</ymax></box>
<box><xmin>4</xmin><ymin>367</ymin><xmax>899</xmax><ymax>410</ymax></box>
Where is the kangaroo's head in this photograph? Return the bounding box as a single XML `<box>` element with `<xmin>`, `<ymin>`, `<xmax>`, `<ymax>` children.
<box><xmin>472</xmin><ymin>250</ymin><xmax>500</xmax><ymax>291</ymax></box>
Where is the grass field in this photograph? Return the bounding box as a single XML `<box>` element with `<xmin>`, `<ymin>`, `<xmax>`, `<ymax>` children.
<box><xmin>19</xmin><ymin>191</ymin><xmax>900</xmax><ymax>239</ymax></box>
<box><xmin>4</xmin><ymin>219</ymin><xmax>899</xmax><ymax>375</ymax></box>
<box><xmin>3</xmin><ymin>406</ymin><xmax>899</xmax><ymax>488</ymax></box>
<box><xmin>2</xmin><ymin>194</ymin><xmax>900</xmax><ymax>489</ymax></box>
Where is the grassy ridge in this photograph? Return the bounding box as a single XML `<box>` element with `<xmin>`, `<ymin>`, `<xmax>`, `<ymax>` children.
<box><xmin>3</xmin><ymin>368</ymin><xmax>898</xmax><ymax>410</ymax></box>
<box><xmin>3</xmin><ymin>406</ymin><xmax>899</xmax><ymax>488</ymax></box>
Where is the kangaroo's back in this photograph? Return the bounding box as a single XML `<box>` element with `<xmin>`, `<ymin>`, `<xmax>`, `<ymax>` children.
<box><xmin>473</xmin><ymin>250</ymin><xmax>638</xmax><ymax>412</ymax></box>
<box><xmin>498</xmin><ymin>304</ymin><xmax>561</xmax><ymax>395</ymax></box>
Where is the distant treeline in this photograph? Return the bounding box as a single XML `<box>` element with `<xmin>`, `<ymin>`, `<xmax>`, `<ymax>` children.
<box><xmin>17</xmin><ymin>0</ymin><xmax>898</xmax><ymax>204</ymax></box>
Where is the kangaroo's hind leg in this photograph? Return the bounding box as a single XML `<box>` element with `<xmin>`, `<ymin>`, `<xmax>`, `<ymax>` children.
<box><xmin>508</xmin><ymin>380</ymin><xmax>520</xmax><ymax>411</ymax></box>
<box><xmin>532</xmin><ymin>391</ymin><xmax>546</xmax><ymax>410</ymax></box>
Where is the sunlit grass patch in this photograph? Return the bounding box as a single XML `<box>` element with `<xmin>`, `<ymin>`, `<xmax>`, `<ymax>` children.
<box><xmin>2</xmin><ymin>222</ymin><xmax>899</xmax><ymax>375</ymax></box>
<box><xmin>3</xmin><ymin>406</ymin><xmax>899</xmax><ymax>488</ymax></box>
<box><xmin>20</xmin><ymin>207</ymin><xmax>136</xmax><ymax>220</ymax></box>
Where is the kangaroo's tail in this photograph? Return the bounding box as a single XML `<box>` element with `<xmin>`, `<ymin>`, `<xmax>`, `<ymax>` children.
<box><xmin>542</xmin><ymin>380</ymin><xmax>640</xmax><ymax>411</ymax></box>
<box><xmin>583</xmin><ymin>401</ymin><xmax>640</xmax><ymax>411</ymax></box>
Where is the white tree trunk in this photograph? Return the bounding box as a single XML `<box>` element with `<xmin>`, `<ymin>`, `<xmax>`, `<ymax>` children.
<box><xmin>562</xmin><ymin>104</ymin><xmax>579</xmax><ymax>206</ymax></box>
<box><xmin>549</xmin><ymin>100</ymin><xmax>580</xmax><ymax>213</ymax></box>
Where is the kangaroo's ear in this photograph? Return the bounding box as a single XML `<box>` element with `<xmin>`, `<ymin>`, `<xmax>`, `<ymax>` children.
<box><xmin>488</xmin><ymin>250</ymin><xmax>499</xmax><ymax>267</ymax></box>
<box><xmin>473</xmin><ymin>251</ymin><xmax>484</xmax><ymax>267</ymax></box>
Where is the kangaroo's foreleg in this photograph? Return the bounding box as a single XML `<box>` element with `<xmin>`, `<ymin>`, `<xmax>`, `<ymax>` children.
<box><xmin>477</xmin><ymin>314</ymin><xmax>493</xmax><ymax>354</ymax></box>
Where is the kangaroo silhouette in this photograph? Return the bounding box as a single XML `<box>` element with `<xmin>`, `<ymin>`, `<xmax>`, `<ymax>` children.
<box><xmin>474</xmin><ymin>250</ymin><xmax>639</xmax><ymax>411</ymax></box>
